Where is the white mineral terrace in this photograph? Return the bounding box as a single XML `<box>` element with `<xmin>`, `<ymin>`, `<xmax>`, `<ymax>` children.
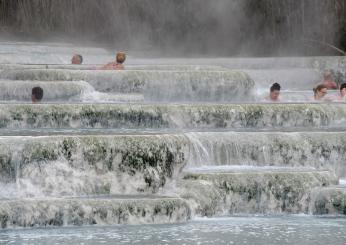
<box><xmin>0</xmin><ymin>42</ymin><xmax>344</xmax><ymax>245</ymax></box>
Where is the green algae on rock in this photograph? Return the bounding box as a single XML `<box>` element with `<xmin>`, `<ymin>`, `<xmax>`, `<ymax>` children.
<box><xmin>0</xmin><ymin>103</ymin><xmax>345</xmax><ymax>129</ymax></box>
<box><xmin>0</xmin><ymin>196</ymin><xmax>191</xmax><ymax>228</ymax></box>
<box><xmin>0</xmin><ymin>135</ymin><xmax>189</xmax><ymax>196</ymax></box>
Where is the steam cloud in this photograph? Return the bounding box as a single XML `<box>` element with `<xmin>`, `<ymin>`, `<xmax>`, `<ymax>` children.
<box><xmin>0</xmin><ymin>0</ymin><xmax>345</xmax><ymax>56</ymax></box>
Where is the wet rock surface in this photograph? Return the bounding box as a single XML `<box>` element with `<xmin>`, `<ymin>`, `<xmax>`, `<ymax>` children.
<box><xmin>0</xmin><ymin>69</ymin><xmax>255</xmax><ymax>102</ymax></box>
<box><xmin>0</xmin><ymin>51</ymin><xmax>345</xmax><ymax>230</ymax></box>
<box><xmin>0</xmin><ymin>135</ymin><xmax>188</xmax><ymax>196</ymax></box>
<box><xmin>179</xmin><ymin>169</ymin><xmax>338</xmax><ymax>216</ymax></box>
<box><xmin>311</xmin><ymin>186</ymin><xmax>346</xmax><ymax>215</ymax></box>
<box><xmin>0</xmin><ymin>196</ymin><xmax>190</xmax><ymax>228</ymax></box>
<box><xmin>0</xmin><ymin>103</ymin><xmax>344</xmax><ymax>129</ymax></box>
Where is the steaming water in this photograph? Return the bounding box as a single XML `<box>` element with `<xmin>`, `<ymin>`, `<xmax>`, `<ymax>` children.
<box><xmin>0</xmin><ymin>42</ymin><xmax>345</xmax><ymax>242</ymax></box>
<box><xmin>0</xmin><ymin>42</ymin><xmax>113</xmax><ymax>64</ymax></box>
<box><xmin>0</xmin><ymin>42</ymin><xmax>344</xmax><ymax>103</ymax></box>
<box><xmin>1</xmin><ymin>216</ymin><xmax>345</xmax><ymax>245</ymax></box>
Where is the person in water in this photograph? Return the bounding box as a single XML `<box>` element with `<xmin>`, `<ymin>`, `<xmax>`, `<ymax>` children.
<box><xmin>338</xmin><ymin>83</ymin><xmax>346</xmax><ymax>101</ymax></box>
<box><xmin>102</xmin><ymin>52</ymin><xmax>126</xmax><ymax>70</ymax></box>
<box><xmin>71</xmin><ymin>54</ymin><xmax>83</xmax><ymax>64</ymax></box>
<box><xmin>322</xmin><ymin>70</ymin><xmax>338</xmax><ymax>89</ymax></box>
<box><xmin>266</xmin><ymin>83</ymin><xmax>281</xmax><ymax>102</ymax></box>
<box><xmin>32</xmin><ymin>87</ymin><xmax>43</xmax><ymax>103</ymax></box>
<box><xmin>313</xmin><ymin>84</ymin><xmax>328</xmax><ymax>101</ymax></box>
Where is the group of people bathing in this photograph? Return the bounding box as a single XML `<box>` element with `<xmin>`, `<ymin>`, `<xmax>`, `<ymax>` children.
<box><xmin>71</xmin><ymin>52</ymin><xmax>126</xmax><ymax>70</ymax></box>
<box><xmin>267</xmin><ymin>71</ymin><xmax>346</xmax><ymax>102</ymax></box>
<box><xmin>31</xmin><ymin>52</ymin><xmax>127</xmax><ymax>103</ymax></box>
<box><xmin>32</xmin><ymin>53</ymin><xmax>345</xmax><ymax>103</ymax></box>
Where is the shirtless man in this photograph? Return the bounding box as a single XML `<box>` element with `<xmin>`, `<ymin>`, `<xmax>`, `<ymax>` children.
<box><xmin>322</xmin><ymin>70</ymin><xmax>338</xmax><ymax>90</ymax></box>
<box><xmin>265</xmin><ymin>83</ymin><xmax>281</xmax><ymax>102</ymax></box>
<box><xmin>102</xmin><ymin>52</ymin><xmax>126</xmax><ymax>70</ymax></box>
<box><xmin>71</xmin><ymin>54</ymin><xmax>83</xmax><ymax>65</ymax></box>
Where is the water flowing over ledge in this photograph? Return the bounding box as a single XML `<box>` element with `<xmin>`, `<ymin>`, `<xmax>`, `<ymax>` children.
<box><xmin>180</xmin><ymin>169</ymin><xmax>337</xmax><ymax>216</ymax></box>
<box><xmin>0</xmin><ymin>103</ymin><xmax>344</xmax><ymax>129</ymax></box>
<box><xmin>0</xmin><ymin>196</ymin><xmax>190</xmax><ymax>228</ymax></box>
<box><xmin>0</xmin><ymin>132</ymin><xmax>345</xmax><ymax>199</ymax></box>
<box><xmin>0</xmin><ymin>80</ymin><xmax>94</xmax><ymax>101</ymax></box>
<box><xmin>0</xmin><ymin>135</ymin><xmax>188</xmax><ymax>197</ymax></box>
<box><xmin>185</xmin><ymin>131</ymin><xmax>346</xmax><ymax>177</ymax></box>
<box><xmin>311</xmin><ymin>186</ymin><xmax>346</xmax><ymax>215</ymax></box>
<box><xmin>0</xmin><ymin>41</ymin><xmax>345</xmax><ymax>232</ymax></box>
<box><xmin>0</xmin><ymin>69</ymin><xmax>255</xmax><ymax>102</ymax></box>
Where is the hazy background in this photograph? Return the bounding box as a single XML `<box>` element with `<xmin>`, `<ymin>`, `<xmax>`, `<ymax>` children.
<box><xmin>0</xmin><ymin>0</ymin><xmax>345</xmax><ymax>57</ymax></box>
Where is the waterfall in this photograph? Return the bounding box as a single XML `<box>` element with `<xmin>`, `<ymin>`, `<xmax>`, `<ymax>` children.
<box><xmin>0</xmin><ymin>135</ymin><xmax>188</xmax><ymax>198</ymax></box>
<box><xmin>0</xmin><ymin>103</ymin><xmax>343</xmax><ymax>129</ymax></box>
<box><xmin>185</xmin><ymin>132</ymin><xmax>346</xmax><ymax>177</ymax></box>
<box><xmin>0</xmin><ymin>80</ymin><xmax>94</xmax><ymax>101</ymax></box>
<box><xmin>0</xmin><ymin>69</ymin><xmax>256</xmax><ymax>102</ymax></box>
<box><xmin>0</xmin><ymin>42</ymin><xmax>345</xmax><ymax>231</ymax></box>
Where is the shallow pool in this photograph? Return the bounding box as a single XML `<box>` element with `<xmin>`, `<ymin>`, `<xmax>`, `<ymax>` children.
<box><xmin>1</xmin><ymin>216</ymin><xmax>345</xmax><ymax>245</ymax></box>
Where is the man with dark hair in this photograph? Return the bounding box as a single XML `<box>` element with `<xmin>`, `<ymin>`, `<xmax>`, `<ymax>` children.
<box><xmin>32</xmin><ymin>87</ymin><xmax>44</xmax><ymax>103</ymax></box>
<box><xmin>339</xmin><ymin>83</ymin><xmax>346</xmax><ymax>100</ymax></box>
<box><xmin>266</xmin><ymin>83</ymin><xmax>281</xmax><ymax>102</ymax></box>
<box><xmin>71</xmin><ymin>54</ymin><xmax>83</xmax><ymax>64</ymax></box>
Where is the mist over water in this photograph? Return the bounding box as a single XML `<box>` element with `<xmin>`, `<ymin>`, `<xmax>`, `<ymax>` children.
<box><xmin>0</xmin><ymin>0</ymin><xmax>345</xmax><ymax>56</ymax></box>
<box><xmin>0</xmin><ymin>42</ymin><xmax>344</xmax><ymax>103</ymax></box>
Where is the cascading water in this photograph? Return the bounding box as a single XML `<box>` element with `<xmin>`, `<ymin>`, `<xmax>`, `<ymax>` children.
<box><xmin>185</xmin><ymin>132</ymin><xmax>346</xmax><ymax>177</ymax></box>
<box><xmin>0</xmin><ymin>42</ymin><xmax>345</xmax><ymax>245</ymax></box>
<box><xmin>0</xmin><ymin>69</ymin><xmax>256</xmax><ymax>102</ymax></box>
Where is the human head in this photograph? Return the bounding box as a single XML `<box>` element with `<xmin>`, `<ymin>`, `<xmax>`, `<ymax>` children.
<box><xmin>323</xmin><ymin>70</ymin><xmax>333</xmax><ymax>81</ymax></box>
<box><xmin>116</xmin><ymin>52</ymin><xmax>126</xmax><ymax>64</ymax></box>
<box><xmin>71</xmin><ymin>54</ymin><xmax>83</xmax><ymax>64</ymax></box>
<box><xmin>269</xmin><ymin>83</ymin><xmax>281</xmax><ymax>101</ymax></box>
<box><xmin>32</xmin><ymin>87</ymin><xmax>44</xmax><ymax>103</ymax></box>
<box><xmin>313</xmin><ymin>84</ymin><xmax>327</xmax><ymax>100</ymax></box>
<box><xmin>340</xmin><ymin>83</ymin><xmax>346</xmax><ymax>97</ymax></box>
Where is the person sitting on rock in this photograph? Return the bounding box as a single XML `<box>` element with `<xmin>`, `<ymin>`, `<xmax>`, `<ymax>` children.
<box><xmin>102</xmin><ymin>52</ymin><xmax>126</xmax><ymax>70</ymax></box>
<box><xmin>322</xmin><ymin>70</ymin><xmax>338</xmax><ymax>90</ymax></box>
<box><xmin>313</xmin><ymin>84</ymin><xmax>328</xmax><ymax>101</ymax></box>
<box><xmin>32</xmin><ymin>87</ymin><xmax>44</xmax><ymax>103</ymax></box>
<box><xmin>265</xmin><ymin>83</ymin><xmax>281</xmax><ymax>102</ymax></box>
<box><xmin>71</xmin><ymin>54</ymin><xmax>83</xmax><ymax>65</ymax></box>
